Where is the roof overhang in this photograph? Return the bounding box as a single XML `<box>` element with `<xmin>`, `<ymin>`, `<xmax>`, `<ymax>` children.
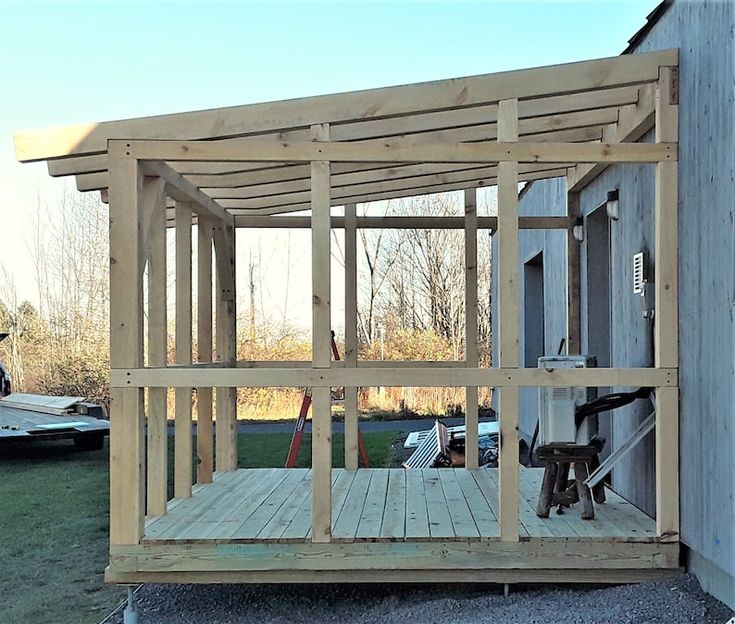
<box><xmin>14</xmin><ymin>48</ymin><xmax>678</xmax><ymax>216</ymax></box>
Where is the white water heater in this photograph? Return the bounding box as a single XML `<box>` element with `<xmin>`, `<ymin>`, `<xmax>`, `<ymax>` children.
<box><xmin>538</xmin><ymin>355</ymin><xmax>597</xmax><ymax>445</ymax></box>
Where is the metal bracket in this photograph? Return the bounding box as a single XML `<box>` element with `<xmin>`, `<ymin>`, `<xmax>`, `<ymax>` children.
<box><xmin>123</xmin><ymin>586</ymin><xmax>139</xmax><ymax>624</ymax></box>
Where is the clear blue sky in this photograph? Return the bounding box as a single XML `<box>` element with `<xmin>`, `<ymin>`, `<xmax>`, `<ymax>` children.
<box><xmin>1</xmin><ymin>1</ymin><xmax>661</xmax><ymax>128</ymax></box>
<box><xmin>0</xmin><ymin>0</ymin><xmax>661</xmax><ymax>306</ymax></box>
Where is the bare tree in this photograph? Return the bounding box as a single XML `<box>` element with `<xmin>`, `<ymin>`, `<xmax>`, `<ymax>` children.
<box><xmin>356</xmin><ymin>202</ymin><xmax>406</xmax><ymax>345</ymax></box>
<box><xmin>0</xmin><ymin>185</ymin><xmax>113</xmax><ymax>404</ymax></box>
<box><xmin>0</xmin><ymin>269</ymin><xmax>27</xmax><ymax>390</ymax></box>
<box><xmin>354</xmin><ymin>192</ymin><xmax>493</xmax><ymax>364</ymax></box>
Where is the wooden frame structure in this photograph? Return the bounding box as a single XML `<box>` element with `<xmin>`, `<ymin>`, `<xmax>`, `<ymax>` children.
<box><xmin>15</xmin><ymin>49</ymin><xmax>681</xmax><ymax>584</ymax></box>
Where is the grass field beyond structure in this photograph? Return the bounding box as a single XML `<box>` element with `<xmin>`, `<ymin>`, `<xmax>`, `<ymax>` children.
<box><xmin>0</xmin><ymin>430</ymin><xmax>397</xmax><ymax>624</ymax></box>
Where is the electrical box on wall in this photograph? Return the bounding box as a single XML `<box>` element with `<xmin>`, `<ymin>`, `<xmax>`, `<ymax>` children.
<box><xmin>538</xmin><ymin>355</ymin><xmax>597</xmax><ymax>446</ymax></box>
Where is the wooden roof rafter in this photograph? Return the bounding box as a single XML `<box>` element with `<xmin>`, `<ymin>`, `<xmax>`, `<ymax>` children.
<box><xmin>14</xmin><ymin>49</ymin><xmax>678</xmax><ymax>219</ymax></box>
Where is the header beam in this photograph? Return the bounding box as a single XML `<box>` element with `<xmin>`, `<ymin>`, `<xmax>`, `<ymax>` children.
<box><xmin>113</xmin><ymin>140</ymin><xmax>676</xmax><ymax>164</ymax></box>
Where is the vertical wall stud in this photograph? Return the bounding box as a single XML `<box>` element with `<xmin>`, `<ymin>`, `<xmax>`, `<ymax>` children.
<box><xmin>174</xmin><ymin>202</ymin><xmax>193</xmax><ymax>498</ymax></box>
<box><xmin>464</xmin><ymin>187</ymin><xmax>479</xmax><ymax>470</ymax></box>
<box><xmin>145</xmin><ymin>178</ymin><xmax>168</xmax><ymax>517</ymax></box>
<box><xmin>311</xmin><ymin>122</ymin><xmax>332</xmax><ymax>543</ymax></box>
<box><xmin>497</xmin><ymin>98</ymin><xmax>520</xmax><ymax>543</ymax></box>
<box><xmin>214</xmin><ymin>222</ymin><xmax>237</xmax><ymax>472</ymax></box>
<box><xmin>197</xmin><ymin>216</ymin><xmax>214</xmax><ymax>484</ymax></box>
<box><xmin>344</xmin><ymin>203</ymin><xmax>359</xmax><ymax>470</ymax></box>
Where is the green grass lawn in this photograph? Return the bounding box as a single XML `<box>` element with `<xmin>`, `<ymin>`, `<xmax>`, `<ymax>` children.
<box><xmin>0</xmin><ymin>430</ymin><xmax>398</xmax><ymax>624</ymax></box>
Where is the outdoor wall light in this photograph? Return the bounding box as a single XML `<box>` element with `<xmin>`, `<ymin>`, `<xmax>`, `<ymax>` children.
<box><xmin>606</xmin><ymin>189</ymin><xmax>620</xmax><ymax>221</ymax></box>
<box><xmin>572</xmin><ymin>216</ymin><xmax>585</xmax><ymax>242</ymax></box>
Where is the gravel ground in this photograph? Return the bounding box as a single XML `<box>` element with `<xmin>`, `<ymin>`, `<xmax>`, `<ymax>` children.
<box><xmin>109</xmin><ymin>575</ymin><xmax>733</xmax><ymax>624</ymax></box>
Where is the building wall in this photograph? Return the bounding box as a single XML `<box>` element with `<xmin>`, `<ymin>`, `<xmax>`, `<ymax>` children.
<box><xmin>492</xmin><ymin>0</ymin><xmax>735</xmax><ymax>606</ymax></box>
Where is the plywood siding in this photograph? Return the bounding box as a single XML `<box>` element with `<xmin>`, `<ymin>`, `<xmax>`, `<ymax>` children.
<box><xmin>497</xmin><ymin>0</ymin><xmax>735</xmax><ymax>580</ymax></box>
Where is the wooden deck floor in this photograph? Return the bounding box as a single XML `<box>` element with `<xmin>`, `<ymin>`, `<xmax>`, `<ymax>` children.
<box><xmin>144</xmin><ymin>467</ymin><xmax>657</xmax><ymax>543</ymax></box>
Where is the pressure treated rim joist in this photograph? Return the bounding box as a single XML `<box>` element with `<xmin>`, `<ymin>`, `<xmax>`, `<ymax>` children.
<box><xmin>14</xmin><ymin>48</ymin><xmax>681</xmax><ymax>585</ymax></box>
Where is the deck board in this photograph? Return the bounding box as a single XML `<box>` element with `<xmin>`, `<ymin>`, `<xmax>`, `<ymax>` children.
<box><xmin>380</xmin><ymin>469</ymin><xmax>406</xmax><ymax>540</ymax></box>
<box><xmin>142</xmin><ymin>467</ymin><xmax>658</xmax><ymax>544</ymax></box>
<box><xmin>258</xmin><ymin>469</ymin><xmax>313</xmax><ymax>539</ymax></box>
<box><xmin>423</xmin><ymin>469</ymin><xmax>456</xmax><ymax>540</ymax></box>
<box><xmin>145</xmin><ymin>470</ymin><xmax>246</xmax><ymax>539</ymax></box>
<box><xmin>454</xmin><ymin>469</ymin><xmax>499</xmax><ymax>539</ymax></box>
<box><xmin>356</xmin><ymin>469</ymin><xmax>389</xmax><ymax>539</ymax></box>
<box><xmin>203</xmin><ymin>470</ymin><xmax>291</xmax><ymax>539</ymax></box>
<box><xmin>404</xmin><ymin>468</ymin><xmax>430</xmax><ymax>540</ymax></box>
<box><xmin>234</xmin><ymin>469</ymin><xmax>307</xmax><ymax>539</ymax></box>
<box><xmin>333</xmin><ymin>469</ymin><xmax>372</xmax><ymax>540</ymax></box>
<box><xmin>438</xmin><ymin>469</ymin><xmax>480</xmax><ymax>540</ymax></box>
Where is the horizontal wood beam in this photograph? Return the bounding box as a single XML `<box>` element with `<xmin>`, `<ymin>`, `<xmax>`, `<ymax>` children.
<box><xmin>191</xmin><ymin>128</ymin><xmax>601</xmax><ymax>190</ymax></box>
<box><xmin>47</xmin><ymin>97</ymin><xmax>616</xmax><ymax>177</ymax></box>
<box><xmin>56</xmin><ymin>83</ymin><xmax>635</xmax><ymax>184</ymax></box>
<box><xmin>18</xmin><ymin>50</ymin><xmax>676</xmax><ymax>162</ymax></box>
<box><xmin>205</xmin><ymin>162</ymin><xmax>577</xmax><ymax>202</ymax></box>
<box><xmin>110</xmin><ymin>366</ymin><xmax>676</xmax><ymax>389</ymax></box>
<box><xmin>229</xmin><ymin>215</ymin><xmax>570</xmax><ymax>229</ymax></box>
<box><xmin>122</xmin><ymin>139</ymin><xmax>676</xmax><ymax>164</ymax></box>
<box><xmin>109</xmin><ymin>540</ymin><xmax>679</xmax><ymax>575</ymax></box>
<box><xmin>73</xmin><ymin>124</ymin><xmax>603</xmax><ymax>192</ymax></box>
<box><xmin>142</xmin><ymin>160</ymin><xmax>234</xmax><ymax>227</ymax></box>
<box><xmin>50</xmin><ymin>89</ymin><xmax>623</xmax><ymax>180</ymax></box>
<box><xmin>160</xmin><ymin>167</ymin><xmax>569</xmax><ymax>219</ymax></box>
<box><xmin>209</xmin><ymin>164</ymin><xmax>574</xmax><ymax>208</ymax></box>
<box><xmin>78</xmin><ymin>160</ymin><xmax>575</xmax><ymax>196</ymax></box>
<box><xmin>217</xmin><ymin>168</ymin><xmax>569</xmax><ymax>213</ymax></box>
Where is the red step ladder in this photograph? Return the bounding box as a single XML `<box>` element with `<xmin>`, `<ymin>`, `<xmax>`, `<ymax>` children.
<box><xmin>285</xmin><ymin>331</ymin><xmax>370</xmax><ymax>468</ymax></box>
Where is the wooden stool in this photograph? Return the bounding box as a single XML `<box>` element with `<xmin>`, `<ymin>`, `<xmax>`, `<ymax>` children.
<box><xmin>535</xmin><ymin>442</ymin><xmax>605</xmax><ymax>520</ymax></box>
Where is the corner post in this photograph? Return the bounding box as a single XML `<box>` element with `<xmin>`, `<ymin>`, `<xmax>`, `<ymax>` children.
<box><xmin>145</xmin><ymin>176</ymin><xmax>168</xmax><ymax>517</ymax></box>
<box><xmin>174</xmin><ymin>202</ymin><xmax>193</xmax><ymax>498</ymax></box>
<box><xmin>197</xmin><ymin>215</ymin><xmax>214</xmax><ymax>484</ymax></box>
<box><xmin>497</xmin><ymin>99</ymin><xmax>520</xmax><ymax>543</ymax></box>
<box><xmin>311</xmin><ymin>122</ymin><xmax>332</xmax><ymax>542</ymax></box>
<box><xmin>654</xmin><ymin>65</ymin><xmax>679</xmax><ymax>539</ymax></box>
<box><xmin>344</xmin><ymin>203</ymin><xmax>359</xmax><ymax>470</ymax></box>
<box><xmin>464</xmin><ymin>187</ymin><xmax>479</xmax><ymax>469</ymax></box>
<box><xmin>108</xmin><ymin>143</ymin><xmax>145</xmax><ymax>545</ymax></box>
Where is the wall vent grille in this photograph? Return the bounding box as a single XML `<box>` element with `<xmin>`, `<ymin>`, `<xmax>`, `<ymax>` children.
<box><xmin>633</xmin><ymin>251</ymin><xmax>645</xmax><ymax>295</ymax></box>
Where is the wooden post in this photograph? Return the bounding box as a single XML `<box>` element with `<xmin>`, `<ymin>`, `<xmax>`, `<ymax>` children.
<box><xmin>654</xmin><ymin>65</ymin><xmax>679</xmax><ymax>539</ymax></box>
<box><xmin>343</xmin><ymin>203</ymin><xmax>359</xmax><ymax>470</ymax></box>
<box><xmin>108</xmin><ymin>150</ymin><xmax>145</xmax><ymax>546</ymax></box>
<box><xmin>214</xmin><ymin>222</ymin><xmax>237</xmax><ymax>472</ymax></box>
<box><xmin>497</xmin><ymin>98</ymin><xmax>520</xmax><ymax>542</ymax></box>
<box><xmin>566</xmin><ymin>186</ymin><xmax>581</xmax><ymax>355</ymax></box>
<box><xmin>145</xmin><ymin>178</ymin><xmax>168</xmax><ymax>517</ymax></box>
<box><xmin>174</xmin><ymin>202</ymin><xmax>193</xmax><ymax>498</ymax></box>
<box><xmin>311</xmin><ymin>122</ymin><xmax>332</xmax><ymax>542</ymax></box>
<box><xmin>464</xmin><ymin>188</ymin><xmax>479</xmax><ymax>470</ymax></box>
<box><xmin>197</xmin><ymin>216</ymin><xmax>214</xmax><ymax>484</ymax></box>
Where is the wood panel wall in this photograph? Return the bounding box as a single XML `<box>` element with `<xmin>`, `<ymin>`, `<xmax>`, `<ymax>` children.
<box><xmin>505</xmin><ymin>0</ymin><xmax>734</xmax><ymax>590</ymax></box>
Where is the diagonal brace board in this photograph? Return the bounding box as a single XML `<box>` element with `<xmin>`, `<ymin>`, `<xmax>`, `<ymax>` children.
<box><xmin>585</xmin><ymin>411</ymin><xmax>656</xmax><ymax>489</ymax></box>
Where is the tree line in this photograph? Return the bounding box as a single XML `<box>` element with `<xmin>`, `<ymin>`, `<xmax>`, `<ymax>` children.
<box><xmin>0</xmin><ymin>188</ymin><xmax>493</xmax><ymax>417</ymax></box>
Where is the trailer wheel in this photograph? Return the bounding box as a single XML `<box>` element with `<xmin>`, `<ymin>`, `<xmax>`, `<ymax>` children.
<box><xmin>74</xmin><ymin>433</ymin><xmax>105</xmax><ymax>451</ymax></box>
